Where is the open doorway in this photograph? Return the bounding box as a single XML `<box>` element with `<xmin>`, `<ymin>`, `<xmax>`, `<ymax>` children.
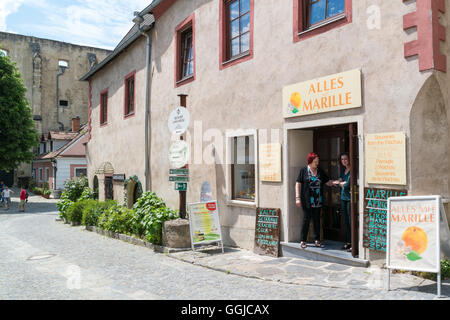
<box><xmin>287</xmin><ymin>122</ymin><xmax>359</xmax><ymax>256</ymax></box>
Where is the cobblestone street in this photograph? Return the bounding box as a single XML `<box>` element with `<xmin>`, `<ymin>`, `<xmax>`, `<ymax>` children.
<box><xmin>0</xmin><ymin>192</ymin><xmax>447</xmax><ymax>301</ymax></box>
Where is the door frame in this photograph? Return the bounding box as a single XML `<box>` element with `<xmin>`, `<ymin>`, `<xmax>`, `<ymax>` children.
<box><xmin>283</xmin><ymin>115</ymin><xmax>365</xmax><ymax>259</ymax></box>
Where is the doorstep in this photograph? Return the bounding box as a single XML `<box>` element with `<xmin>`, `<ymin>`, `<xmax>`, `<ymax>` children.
<box><xmin>280</xmin><ymin>240</ymin><xmax>370</xmax><ymax>268</ymax></box>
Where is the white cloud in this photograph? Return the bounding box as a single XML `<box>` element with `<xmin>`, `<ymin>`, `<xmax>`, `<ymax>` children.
<box><xmin>0</xmin><ymin>0</ymin><xmax>25</xmax><ymax>30</ymax></box>
<box><xmin>1</xmin><ymin>0</ymin><xmax>153</xmax><ymax>49</ymax></box>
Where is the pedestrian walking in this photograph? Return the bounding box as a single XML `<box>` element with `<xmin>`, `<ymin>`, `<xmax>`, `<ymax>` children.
<box><xmin>0</xmin><ymin>180</ymin><xmax>5</xmax><ymax>205</ymax></box>
<box><xmin>19</xmin><ymin>186</ymin><xmax>27</xmax><ymax>212</ymax></box>
<box><xmin>2</xmin><ymin>186</ymin><xmax>14</xmax><ymax>210</ymax></box>
<box><xmin>295</xmin><ymin>152</ymin><xmax>334</xmax><ymax>249</ymax></box>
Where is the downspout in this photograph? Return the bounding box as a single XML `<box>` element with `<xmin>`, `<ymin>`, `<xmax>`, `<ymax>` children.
<box><xmin>56</xmin><ymin>67</ymin><xmax>66</xmax><ymax>131</ymax></box>
<box><xmin>134</xmin><ymin>13</ymin><xmax>153</xmax><ymax>192</ymax></box>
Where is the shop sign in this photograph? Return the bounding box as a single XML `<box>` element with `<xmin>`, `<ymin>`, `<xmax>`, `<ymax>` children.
<box><xmin>188</xmin><ymin>201</ymin><xmax>223</xmax><ymax>246</ymax></box>
<box><xmin>387</xmin><ymin>196</ymin><xmax>441</xmax><ymax>273</ymax></box>
<box><xmin>363</xmin><ymin>187</ymin><xmax>407</xmax><ymax>252</ymax></box>
<box><xmin>282</xmin><ymin>69</ymin><xmax>362</xmax><ymax>118</ymax></box>
<box><xmin>113</xmin><ymin>174</ymin><xmax>125</xmax><ymax>181</ymax></box>
<box><xmin>168</xmin><ymin>107</ymin><xmax>190</xmax><ymax>135</ymax></box>
<box><xmin>254</xmin><ymin>208</ymin><xmax>281</xmax><ymax>257</ymax></box>
<box><xmin>365</xmin><ymin>132</ymin><xmax>406</xmax><ymax>185</ymax></box>
<box><xmin>168</xmin><ymin>140</ymin><xmax>189</xmax><ymax>169</ymax></box>
<box><xmin>259</xmin><ymin>143</ymin><xmax>282</xmax><ymax>182</ymax></box>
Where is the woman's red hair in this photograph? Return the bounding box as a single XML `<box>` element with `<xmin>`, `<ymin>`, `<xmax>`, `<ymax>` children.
<box><xmin>307</xmin><ymin>152</ymin><xmax>319</xmax><ymax>164</ymax></box>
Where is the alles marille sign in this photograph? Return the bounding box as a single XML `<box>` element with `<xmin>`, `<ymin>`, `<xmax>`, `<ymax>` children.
<box><xmin>283</xmin><ymin>69</ymin><xmax>362</xmax><ymax>118</ymax></box>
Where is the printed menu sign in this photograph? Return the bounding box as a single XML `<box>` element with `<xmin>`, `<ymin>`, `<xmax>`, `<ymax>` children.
<box><xmin>259</xmin><ymin>143</ymin><xmax>282</xmax><ymax>182</ymax></box>
<box><xmin>387</xmin><ymin>196</ymin><xmax>441</xmax><ymax>273</ymax></box>
<box><xmin>188</xmin><ymin>201</ymin><xmax>222</xmax><ymax>244</ymax></box>
<box><xmin>254</xmin><ymin>208</ymin><xmax>281</xmax><ymax>257</ymax></box>
<box><xmin>365</xmin><ymin>132</ymin><xmax>406</xmax><ymax>185</ymax></box>
<box><xmin>363</xmin><ymin>187</ymin><xmax>407</xmax><ymax>252</ymax></box>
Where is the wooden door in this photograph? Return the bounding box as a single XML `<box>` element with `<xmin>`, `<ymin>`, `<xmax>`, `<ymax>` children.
<box><xmin>349</xmin><ymin>123</ymin><xmax>359</xmax><ymax>257</ymax></box>
<box><xmin>314</xmin><ymin>127</ymin><xmax>348</xmax><ymax>242</ymax></box>
<box><xmin>105</xmin><ymin>176</ymin><xmax>114</xmax><ymax>200</ymax></box>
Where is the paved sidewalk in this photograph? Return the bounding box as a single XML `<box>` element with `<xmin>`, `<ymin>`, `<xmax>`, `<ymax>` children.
<box><xmin>167</xmin><ymin>245</ymin><xmax>449</xmax><ymax>299</ymax></box>
<box><xmin>2</xmin><ymin>189</ymin><xmax>448</xmax><ymax>299</ymax></box>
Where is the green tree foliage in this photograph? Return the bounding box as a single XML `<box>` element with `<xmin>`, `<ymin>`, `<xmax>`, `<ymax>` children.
<box><xmin>0</xmin><ymin>52</ymin><xmax>39</xmax><ymax>170</ymax></box>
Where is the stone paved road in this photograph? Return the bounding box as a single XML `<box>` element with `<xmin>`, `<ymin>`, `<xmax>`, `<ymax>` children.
<box><xmin>0</xmin><ymin>193</ymin><xmax>445</xmax><ymax>300</ymax></box>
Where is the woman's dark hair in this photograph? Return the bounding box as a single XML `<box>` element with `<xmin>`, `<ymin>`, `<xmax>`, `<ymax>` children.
<box><xmin>340</xmin><ymin>152</ymin><xmax>350</xmax><ymax>161</ymax></box>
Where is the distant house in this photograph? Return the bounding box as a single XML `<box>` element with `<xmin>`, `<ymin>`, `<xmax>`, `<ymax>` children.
<box><xmin>32</xmin><ymin>117</ymin><xmax>87</xmax><ymax>193</ymax></box>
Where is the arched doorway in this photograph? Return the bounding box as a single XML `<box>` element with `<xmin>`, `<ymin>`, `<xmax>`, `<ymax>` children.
<box><xmin>124</xmin><ymin>175</ymin><xmax>143</xmax><ymax>209</ymax></box>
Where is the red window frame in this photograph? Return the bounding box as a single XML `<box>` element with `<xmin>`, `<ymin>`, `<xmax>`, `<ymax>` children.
<box><xmin>219</xmin><ymin>0</ymin><xmax>254</xmax><ymax>70</ymax></box>
<box><xmin>293</xmin><ymin>0</ymin><xmax>352</xmax><ymax>43</ymax></box>
<box><xmin>175</xmin><ymin>13</ymin><xmax>195</xmax><ymax>88</ymax></box>
<box><xmin>100</xmin><ymin>89</ymin><xmax>108</xmax><ymax>126</ymax></box>
<box><xmin>124</xmin><ymin>70</ymin><xmax>136</xmax><ymax>119</ymax></box>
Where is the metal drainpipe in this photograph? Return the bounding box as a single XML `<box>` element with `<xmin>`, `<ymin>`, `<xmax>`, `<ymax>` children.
<box><xmin>56</xmin><ymin>67</ymin><xmax>65</xmax><ymax>131</ymax></box>
<box><xmin>138</xmin><ymin>28</ymin><xmax>152</xmax><ymax>192</ymax></box>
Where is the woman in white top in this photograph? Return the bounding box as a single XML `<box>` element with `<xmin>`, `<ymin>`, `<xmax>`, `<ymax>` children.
<box><xmin>2</xmin><ymin>186</ymin><xmax>14</xmax><ymax>210</ymax></box>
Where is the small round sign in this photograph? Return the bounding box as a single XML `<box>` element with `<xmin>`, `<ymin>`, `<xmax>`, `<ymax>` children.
<box><xmin>169</xmin><ymin>140</ymin><xmax>189</xmax><ymax>169</ymax></box>
<box><xmin>168</xmin><ymin>107</ymin><xmax>190</xmax><ymax>135</ymax></box>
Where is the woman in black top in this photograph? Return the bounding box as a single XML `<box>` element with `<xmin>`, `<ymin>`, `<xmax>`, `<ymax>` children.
<box><xmin>295</xmin><ymin>152</ymin><xmax>334</xmax><ymax>249</ymax></box>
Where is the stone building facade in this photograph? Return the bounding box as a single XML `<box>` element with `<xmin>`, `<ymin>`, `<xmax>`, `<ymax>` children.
<box><xmin>0</xmin><ymin>32</ymin><xmax>110</xmax><ymax>184</ymax></box>
<box><xmin>82</xmin><ymin>0</ymin><xmax>450</xmax><ymax>264</ymax></box>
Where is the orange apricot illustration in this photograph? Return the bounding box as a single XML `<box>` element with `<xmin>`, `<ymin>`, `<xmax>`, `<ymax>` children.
<box><xmin>290</xmin><ymin>92</ymin><xmax>301</xmax><ymax>109</ymax></box>
<box><xmin>401</xmin><ymin>226</ymin><xmax>428</xmax><ymax>255</ymax></box>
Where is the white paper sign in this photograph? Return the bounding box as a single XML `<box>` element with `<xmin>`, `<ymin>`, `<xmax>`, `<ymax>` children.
<box><xmin>169</xmin><ymin>140</ymin><xmax>189</xmax><ymax>169</ymax></box>
<box><xmin>387</xmin><ymin>196</ymin><xmax>441</xmax><ymax>273</ymax></box>
<box><xmin>168</xmin><ymin>107</ymin><xmax>190</xmax><ymax>135</ymax></box>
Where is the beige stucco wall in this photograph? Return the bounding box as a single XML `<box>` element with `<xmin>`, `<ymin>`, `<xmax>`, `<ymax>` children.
<box><xmin>86</xmin><ymin>37</ymin><xmax>147</xmax><ymax>205</ymax></box>
<box><xmin>87</xmin><ymin>0</ymin><xmax>450</xmax><ymax>254</ymax></box>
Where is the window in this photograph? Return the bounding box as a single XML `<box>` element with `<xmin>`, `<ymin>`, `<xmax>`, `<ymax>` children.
<box><xmin>59</xmin><ymin>100</ymin><xmax>69</xmax><ymax>107</ymax></box>
<box><xmin>58</xmin><ymin>60</ymin><xmax>69</xmax><ymax>68</ymax></box>
<box><xmin>100</xmin><ymin>89</ymin><xmax>108</xmax><ymax>126</ymax></box>
<box><xmin>39</xmin><ymin>168</ymin><xmax>43</xmax><ymax>182</ymax></box>
<box><xmin>220</xmin><ymin>0</ymin><xmax>254</xmax><ymax>69</ymax></box>
<box><xmin>226</xmin><ymin>129</ymin><xmax>258</xmax><ymax>205</ymax></box>
<box><xmin>294</xmin><ymin>0</ymin><xmax>351</xmax><ymax>42</ymax></box>
<box><xmin>175</xmin><ymin>14</ymin><xmax>195</xmax><ymax>87</ymax></box>
<box><xmin>308</xmin><ymin>0</ymin><xmax>345</xmax><ymax>26</ymax></box>
<box><xmin>232</xmin><ymin>136</ymin><xmax>255</xmax><ymax>201</ymax></box>
<box><xmin>124</xmin><ymin>71</ymin><xmax>135</xmax><ymax>117</ymax></box>
<box><xmin>45</xmin><ymin>168</ymin><xmax>49</xmax><ymax>181</ymax></box>
<box><xmin>75</xmin><ymin>168</ymin><xmax>87</xmax><ymax>177</ymax></box>
<box><xmin>181</xmin><ymin>29</ymin><xmax>194</xmax><ymax>79</ymax></box>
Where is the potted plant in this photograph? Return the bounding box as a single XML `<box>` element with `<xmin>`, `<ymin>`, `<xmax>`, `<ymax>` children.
<box><xmin>43</xmin><ymin>189</ymin><xmax>52</xmax><ymax>199</ymax></box>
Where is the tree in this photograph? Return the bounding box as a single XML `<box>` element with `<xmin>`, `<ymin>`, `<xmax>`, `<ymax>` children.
<box><xmin>0</xmin><ymin>51</ymin><xmax>39</xmax><ymax>171</ymax></box>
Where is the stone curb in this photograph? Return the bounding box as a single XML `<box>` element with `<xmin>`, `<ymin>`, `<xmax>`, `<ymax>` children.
<box><xmin>83</xmin><ymin>225</ymin><xmax>191</xmax><ymax>254</ymax></box>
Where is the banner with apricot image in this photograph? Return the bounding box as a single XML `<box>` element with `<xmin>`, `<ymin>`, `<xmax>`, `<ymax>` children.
<box><xmin>387</xmin><ymin>197</ymin><xmax>440</xmax><ymax>273</ymax></box>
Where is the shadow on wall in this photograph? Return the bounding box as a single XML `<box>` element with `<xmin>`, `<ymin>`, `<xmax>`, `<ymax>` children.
<box><xmin>410</xmin><ymin>74</ymin><xmax>449</xmax><ymax>197</ymax></box>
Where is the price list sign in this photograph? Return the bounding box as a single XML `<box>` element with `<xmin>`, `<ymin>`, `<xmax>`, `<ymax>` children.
<box><xmin>363</xmin><ymin>187</ymin><xmax>407</xmax><ymax>252</ymax></box>
<box><xmin>254</xmin><ymin>208</ymin><xmax>281</xmax><ymax>257</ymax></box>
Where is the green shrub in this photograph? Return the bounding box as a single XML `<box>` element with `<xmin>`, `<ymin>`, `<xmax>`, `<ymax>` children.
<box><xmin>81</xmin><ymin>200</ymin><xmax>117</xmax><ymax>227</ymax></box>
<box><xmin>80</xmin><ymin>187</ymin><xmax>94</xmax><ymax>200</ymax></box>
<box><xmin>66</xmin><ymin>200</ymin><xmax>91</xmax><ymax>224</ymax></box>
<box><xmin>132</xmin><ymin>192</ymin><xmax>179</xmax><ymax>244</ymax></box>
<box><xmin>43</xmin><ymin>189</ymin><xmax>51</xmax><ymax>196</ymax></box>
<box><xmin>98</xmin><ymin>204</ymin><xmax>134</xmax><ymax>235</ymax></box>
<box><xmin>57</xmin><ymin>177</ymin><xmax>89</xmax><ymax>220</ymax></box>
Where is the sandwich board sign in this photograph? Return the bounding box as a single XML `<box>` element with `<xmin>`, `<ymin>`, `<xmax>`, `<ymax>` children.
<box><xmin>187</xmin><ymin>201</ymin><xmax>224</xmax><ymax>253</ymax></box>
<box><xmin>386</xmin><ymin>195</ymin><xmax>444</xmax><ymax>297</ymax></box>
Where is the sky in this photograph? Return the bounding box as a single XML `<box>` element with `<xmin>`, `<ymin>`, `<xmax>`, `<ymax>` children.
<box><xmin>0</xmin><ymin>0</ymin><xmax>153</xmax><ymax>50</ymax></box>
